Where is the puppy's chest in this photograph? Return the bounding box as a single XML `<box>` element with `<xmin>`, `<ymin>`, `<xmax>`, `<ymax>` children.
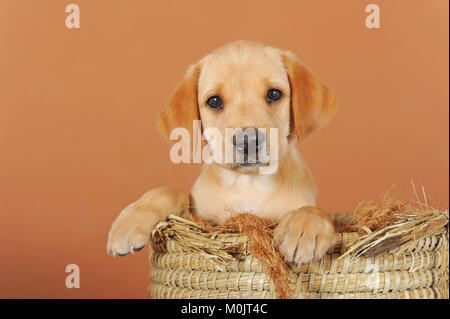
<box><xmin>192</xmin><ymin>175</ymin><xmax>312</xmax><ymax>224</ymax></box>
<box><xmin>222</xmin><ymin>181</ymin><xmax>267</xmax><ymax>212</ymax></box>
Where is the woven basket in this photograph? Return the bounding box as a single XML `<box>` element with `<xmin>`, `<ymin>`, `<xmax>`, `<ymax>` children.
<box><xmin>149</xmin><ymin>212</ymin><xmax>449</xmax><ymax>299</ymax></box>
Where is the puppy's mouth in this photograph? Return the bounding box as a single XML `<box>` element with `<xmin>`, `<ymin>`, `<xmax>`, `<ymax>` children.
<box><xmin>226</xmin><ymin>156</ymin><xmax>269</xmax><ymax>171</ymax></box>
<box><xmin>237</xmin><ymin>161</ymin><xmax>264</xmax><ymax>168</ymax></box>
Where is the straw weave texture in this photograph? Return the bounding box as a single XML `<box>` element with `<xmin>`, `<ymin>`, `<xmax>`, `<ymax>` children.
<box><xmin>149</xmin><ymin>213</ymin><xmax>448</xmax><ymax>299</ymax></box>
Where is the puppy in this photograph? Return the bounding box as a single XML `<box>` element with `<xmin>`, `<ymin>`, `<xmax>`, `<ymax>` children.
<box><xmin>107</xmin><ymin>41</ymin><xmax>336</xmax><ymax>265</ymax></box>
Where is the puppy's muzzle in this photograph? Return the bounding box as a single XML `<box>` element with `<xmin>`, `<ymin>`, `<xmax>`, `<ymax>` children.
<box><xmin>232</xmin><ymin>128</ymin><xmax>266</xmax><ymax>164</ymax></box>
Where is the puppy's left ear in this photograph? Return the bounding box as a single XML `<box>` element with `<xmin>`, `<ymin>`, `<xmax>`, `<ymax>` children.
<box><xmin>157</xmin><ymin>64</ymin><xmax>200</xmax><ymax>141</ymax></box>
<box><xmin>282</xmin><ymin>51</ymin><xmax>337</xmax><ymax>142</ymax></box>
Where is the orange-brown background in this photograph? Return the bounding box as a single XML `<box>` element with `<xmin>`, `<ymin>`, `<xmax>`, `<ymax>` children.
<box><xmin>0</xmin><ymin>0</ymin><xmax>448</xmax><ymax>298</ymax></box>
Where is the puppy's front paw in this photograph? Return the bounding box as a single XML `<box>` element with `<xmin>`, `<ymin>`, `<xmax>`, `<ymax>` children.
<box><xmin>106</xmin><ymin>204</ymin><xmax>159</xmax><ymax>257</ymax></box>
<box><xmin>273</xmin><ymin>206</ymin><xmax>334</xmax><ymax>265</ymax></box>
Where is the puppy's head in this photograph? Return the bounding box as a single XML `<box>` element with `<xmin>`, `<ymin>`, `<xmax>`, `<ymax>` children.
<box><xmin>158</xmin><ymin>41</ymin><xmax>336</xmax><ymax>173</ymax></box>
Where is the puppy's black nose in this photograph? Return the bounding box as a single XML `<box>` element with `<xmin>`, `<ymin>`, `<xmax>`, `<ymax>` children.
<box><xmin>232</xmin><ymin>128</ymin><xmax>266</xmax><ymax>156</ymax></box>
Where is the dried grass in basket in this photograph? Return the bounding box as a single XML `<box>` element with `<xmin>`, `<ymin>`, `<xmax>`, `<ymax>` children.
<box><xmin>149</xmin><ymin>189</ymin><xmax>449</xmax><ymax>299</ymax></box>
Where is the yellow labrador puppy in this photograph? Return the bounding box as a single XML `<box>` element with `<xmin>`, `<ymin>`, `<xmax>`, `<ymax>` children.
<box><xmin>107</xmin><ymin>41</ymin><xmax>336</xmax><ymax>265</ymax></box>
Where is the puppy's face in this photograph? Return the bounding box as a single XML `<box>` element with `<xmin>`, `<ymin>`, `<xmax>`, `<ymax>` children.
<box><xmin>197</xmin><ymin>43</ymin><xmax>291</xmax><ymax>172</ymax></box>
<box><xmin>158</xmin><ymin>41</ymin><xmax>336</xmax><ymax>174</ymax></box>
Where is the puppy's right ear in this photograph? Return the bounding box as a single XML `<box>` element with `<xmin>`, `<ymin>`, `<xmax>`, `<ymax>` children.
<box><xmin>157</xmin><ymin>64</ymin><xmax>200</xmax><ymax>141</ymax></box>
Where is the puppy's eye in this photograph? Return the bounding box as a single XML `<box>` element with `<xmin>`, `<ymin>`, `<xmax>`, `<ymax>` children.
<box><xmin>206</xmin><ymin>96</ymin><xmax>223</xmax><ymax>109</ymax></box>
<box><xmin>266</xmin><ymin>89</ymin><xmax>283</xmax><ymax>103</ymax></box>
